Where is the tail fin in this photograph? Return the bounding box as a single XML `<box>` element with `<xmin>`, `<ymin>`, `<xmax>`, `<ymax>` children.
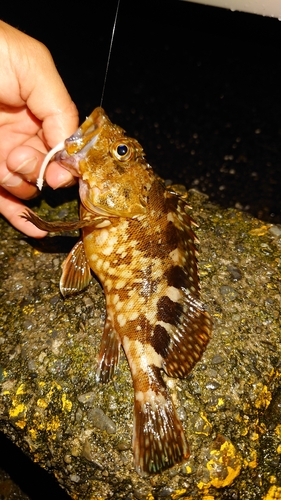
<box><xmin>133</xmin><ymin>377</ymin><xmax>189</xmax><ymax>475</ymax></box>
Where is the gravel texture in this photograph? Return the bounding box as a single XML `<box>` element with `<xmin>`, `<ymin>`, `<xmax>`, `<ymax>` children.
<box><xmin>0</xmin><ymin>188</ymin><xmax>281</xmax><ymax>500</ymax></box>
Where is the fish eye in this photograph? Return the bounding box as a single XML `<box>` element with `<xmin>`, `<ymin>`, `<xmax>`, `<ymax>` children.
<box><xmin>117</xmin><ymin>144</ymin><xmax>128</xmax><ymax>156</ymax></box>
<box><xmin>112</xmin><ymin>141</ymin><xmax>134</xmax><ymax>161</ymax></box>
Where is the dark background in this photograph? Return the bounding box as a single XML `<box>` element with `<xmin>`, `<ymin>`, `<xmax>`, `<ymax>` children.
<box><xmin>1</xmin><ymin>1</ymin><xmax>281</xmax><ymax>498</ymax></box>
<box><xmin>2</xmin><ymin>0</ymin><xmax>281</xmax><ymax>223</ymax></box>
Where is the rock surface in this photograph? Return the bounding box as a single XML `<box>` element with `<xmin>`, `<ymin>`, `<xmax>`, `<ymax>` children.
<box><xmin>0</xmin><ymin>189</ymin><xmax>281</xmax><ymax>500</ymax></box>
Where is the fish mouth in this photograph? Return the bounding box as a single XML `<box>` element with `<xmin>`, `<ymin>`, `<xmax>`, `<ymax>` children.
<box><xmin>54</xmin><ymin>128</ymin><xmax>100</xmax><ymax>176</ymax></box>
<box><xmin>54</xmin><ymin>107</ymin><xmax>107</xmax><ymax>175</ymax></box>
<box><xmin>36</xmin><ymin>107</ymin><xmax>108</xmax><ymax>191</ymax></box>
<box><xmin>53</xmin><ymin>141</ymin><xmax>97</xmax><ymax>176</ymax></box>
<box><xmin>54</xmin><ymin>108</ymin><xmax>117</xmax><ymax>218</ymax></box>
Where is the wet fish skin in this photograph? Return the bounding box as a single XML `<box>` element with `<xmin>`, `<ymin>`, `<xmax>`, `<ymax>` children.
<box><xmin>25</xmin><ymin>107</ymin><xmax>212</xmax><ymax>475</ymax></box>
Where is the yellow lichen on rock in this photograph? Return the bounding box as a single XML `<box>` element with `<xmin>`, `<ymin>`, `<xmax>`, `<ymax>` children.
<box><xmin>36</xmin><ymin>398</ymin><xmax>48</xmax><ymax>409</ymax></box>
<box><xmin>9</xmin><ymin>402</ymin><xmax>26</xmax><ymax>418</ymax></box>
<box><xmin>15</xmin><ymin>419</ymin><xmax>26</xmax><ymax>429</ymax></box>
<box><xmin>249</xmin><ymin>225</ymin><xmax>269</xmax><ymax>236</ymax></box>
<box><xmin>145</xmin><ymin>494</ymin><xmax>155</xmax><ymax>500</ymax></box>
<box><xmin>244</xmin><ymin>449</ymin><xmax>258</xmax><ymax>469</ymax></box>
<box><xmin>46</xmin><ymin>415</ymin><xmax>61</xmax><ymax>437</ymax></box>
<box><xmin>194</xmin><ymin>412</ymin><xmax>213</xmax><ymax>436</ymax></box>
<box><xmin>255</xmin><ymin>384</ymin><xmax>272</xmax><ymax>410</ymax></box>
<box><xmin>16</xmin><ymin>383</ymin><xmax>26</xmax><ymax>395</ymax></box>
<box><xmin>263</xmin><ymin>486</ymin><xmax>281</xmax><ymax>499</ymax></box>
<box><xmin>197</xmin><ymin>435</ymin><xmax>241</xmax><ymax>490</ymax></box>
<box><xmin>185</xmin><ymin>465</ymin><xmax>192</xmax><ymax>474</ymax></box>
<box><xmin>22</xmin><ymin>304</ymin><xmax>35</xmax><ymax>315</ymax></box>
<box><xmin>275</xmin><ymin>424</ymin><xmax>281</xmax><ymax>439</ymax></box>
<box><xmin>29</xmin><ymin>428</ymin><xmax>38</xmax><ymax>441</ymax></box>
<box><xmin>171</xmin><ymin>490</ymin><xmax>187</xmax><ymax>499</ymax></box>
<box><xmin>62</xmin><ymin>393</ymin><xmax>72</xmax><ymax>412</ymax></box>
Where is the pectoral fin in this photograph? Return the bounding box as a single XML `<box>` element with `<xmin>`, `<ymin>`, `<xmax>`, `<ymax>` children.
<box><xmin>22</xmin><ymin>209</ymin><xmax>107</xmax><ymax>232</ymax></box>
<box><xmin>60</xmin><ymin>239</ymin><xmax>92</xmax><ymax>296</ymax></box>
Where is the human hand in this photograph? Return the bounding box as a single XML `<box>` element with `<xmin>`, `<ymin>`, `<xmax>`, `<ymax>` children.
<box><xmin>0</xmin><ymin>21</ymin><xmax>79</xmax><ymax>237</ymax></box>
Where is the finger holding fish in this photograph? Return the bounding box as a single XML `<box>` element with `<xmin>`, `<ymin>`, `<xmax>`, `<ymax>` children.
<box><xmin>3</xmin><ymin>144</ymin><xmax>76</xmax><ymax>194</ymax></box>
<box><xmin>0</xmin><ymin>135</ymin><xmax>77</xmax><ymax>237</ymax></box>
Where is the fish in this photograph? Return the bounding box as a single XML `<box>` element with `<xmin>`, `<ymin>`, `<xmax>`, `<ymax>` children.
<box><xmin>24</xmin><ymin>107</ymin><xmax>212</xmax><ymax>475</ymax></box>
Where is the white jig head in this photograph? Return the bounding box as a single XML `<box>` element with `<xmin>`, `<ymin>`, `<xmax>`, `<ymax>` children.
<box><xmin>36</xmin><ymin>141</ymin><xmax>65</xmax><ymax>190</ymax></box>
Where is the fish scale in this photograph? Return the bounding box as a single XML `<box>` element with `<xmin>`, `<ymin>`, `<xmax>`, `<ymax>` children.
<box><xmin>24</xmin><ymin>107</ymin><xmax>212</xmax><ymax>475</ymax></box>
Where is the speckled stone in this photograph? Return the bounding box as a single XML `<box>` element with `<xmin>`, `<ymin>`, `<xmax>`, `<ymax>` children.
<box><xmin>0</xmin><ymin>189</ymin><xmax>281</xmax><ymax>500</ymax></box>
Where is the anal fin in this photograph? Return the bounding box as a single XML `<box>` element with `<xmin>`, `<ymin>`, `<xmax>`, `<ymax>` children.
<box><xmin>96</xmin><ymin>316</ymin><xmax>121</xmax><ymax>383</ymax></box>
<box><xmin>60</xmin><ymin>239</ymin><xmax>92</xmax><ymax>296</ymax></box>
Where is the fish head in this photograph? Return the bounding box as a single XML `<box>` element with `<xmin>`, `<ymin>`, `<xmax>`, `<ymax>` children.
<box><xmin>56</xmin><ymin>107</ymin><xmax>155</xmax><ymax>218</ymax></box>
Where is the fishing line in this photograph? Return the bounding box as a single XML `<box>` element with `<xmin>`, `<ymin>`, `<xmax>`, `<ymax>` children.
<box><xmin>100</xmin><ymin>0</ymin><xmax>121</xmax><ymax>107</ymax></box>
<box><xmin>36</xmin><ymin>0</ymin><xmax>121</xmax><ymax>190</ymax></box>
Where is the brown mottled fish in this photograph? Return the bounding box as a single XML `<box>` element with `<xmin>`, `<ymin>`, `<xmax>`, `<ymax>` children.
<box><xmin>24</xmin><ymin>107</ymin><xmax>212</xmax><ymax>475</ymax></box>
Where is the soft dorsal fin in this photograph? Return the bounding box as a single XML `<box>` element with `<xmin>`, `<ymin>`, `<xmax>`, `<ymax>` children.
<box><xmin>162</xmin><ymin>292</ymin><xmax>212</xmax><ymax>379</ymax></box>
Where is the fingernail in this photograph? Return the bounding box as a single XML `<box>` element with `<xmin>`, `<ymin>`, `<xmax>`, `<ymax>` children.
<box><xmin>15</xmin><ymin>157</ymin><xmax>38</xmax><ymax>174</ymax></box>
<box><xmin>1</xmin><ymin>172</ymin><xmax>23</xmax><ymax>187</ymax></box>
